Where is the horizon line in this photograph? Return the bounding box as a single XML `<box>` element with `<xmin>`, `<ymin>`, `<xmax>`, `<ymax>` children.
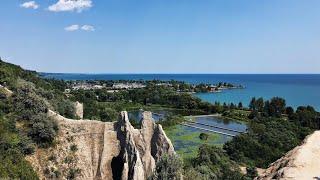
<box><xmin>40</xmin><ymin>72</ymin><xmax>320</xmax><ymax>75</ymax></box>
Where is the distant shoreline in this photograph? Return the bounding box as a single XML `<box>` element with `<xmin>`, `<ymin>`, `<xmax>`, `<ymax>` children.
<box><xmin>40</xmin><ymin>73</ymin><xmax>320</xmax><ymax>110</ymax></box>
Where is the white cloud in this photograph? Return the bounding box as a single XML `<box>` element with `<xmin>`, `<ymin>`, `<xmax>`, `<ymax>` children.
<box><xmin>81</xmin><ymin>25</ymin><xmax>95</xmax><ymax>31</ymax></box>
<box><xmin>64</xmin><ymin>24</ymin><xmax>80</xmax><ymax>31</ymax></box>
<box><xmin>48</xmin><ymin>0</ymin><xmax>92</xmax><ymax>12</ymax></box>
<box><xmin>20</xmin><ymin>1</ymin><xmax>39</xmax><ymax>9</ymax></box>
<box><xmin>64</xmin><ymin>24</ymin><xmax>95</xmax><ymax>32</ymax></box>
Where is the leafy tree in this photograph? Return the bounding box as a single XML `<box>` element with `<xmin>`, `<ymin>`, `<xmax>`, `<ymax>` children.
<box><xmin>99</xmin><ymin>107</ymin><xmax>118</xmax><ymax>122</ymax></box>
<box><xmin>269</xmin><ymin>97</ymin><xmax>286</xmax><ymax>117</ymax></box>
<box><xmin>248</xmin><ymin>110</ymin><xmax>259</xmax><ymax>119</ymax></box>
<box><xmin>255</xmin><ymin>98</ymin><xmax>264</xmax><ymax>112</ymax></box>
<box><xmin>262</xmin><ymin>100</ymin><xmax>270</xmax><ymax>117</ymax></box>
<box><xmin>285</xmin><ymin>106</ymin><xmax>294</xmax><ymax>117</ymax></box>
<box><xmin>249</xmin><ymin>98</ymin><xmax>256</xmax><ymax>110</ymax></box>
<box><xmin>230</xmin><ymin>103</ymin><xmax>236</xmax><ymax>109</ymax></box>
<box><xmin>291</xmin><ymin>106</ymin><xmax>320</xmax><ymax>129</ymax></box>
<box><xmin>238</xmin><ymin>102</ymin><xmax>243</xmax><ymax>109</ymax></box>
<box><xmin>149</xmin><ymin>155</ymin><xmax>183</xmax><ymax>180</ymax></box>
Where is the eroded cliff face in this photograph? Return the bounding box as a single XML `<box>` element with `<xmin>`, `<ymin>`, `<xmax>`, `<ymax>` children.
<box><xmin>26</xmin><ymin>110</ymin><xmax>175</xmax><ymax>180</ymax></box>
<box><xmin>256</xmin><ymin>131</ymin><xmax>320</xmax><ymax>180</ymax></box>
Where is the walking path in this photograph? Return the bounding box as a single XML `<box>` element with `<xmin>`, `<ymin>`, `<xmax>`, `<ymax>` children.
<box><xmin>181</xmin><ymin>123</ymin><xmax>236</xmax><ymax>137</ymax></box>
<box><xmin>185</xmin><ymin>121</ymin><xmax>245</xmax><ymax>133</ymax></box>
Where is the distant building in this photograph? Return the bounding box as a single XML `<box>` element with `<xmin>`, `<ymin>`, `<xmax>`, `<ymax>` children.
<box><xmin>208</xmin><ymin>85</ymin><xmax>218</xmax><ymax>92</ymax></box>
<box><xmin>112</xmin><ymin>83</ymin><xmax>146</xmax><ymax>89</ymax></box>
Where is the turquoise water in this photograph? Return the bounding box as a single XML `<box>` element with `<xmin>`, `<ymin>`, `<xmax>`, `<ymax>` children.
<box><xmin>43</xmin><ymin>73</ymin><xmax>320</xmax><ymax>110</ymax></box>
<box><xmin>195</xmin><ymin>81</ymin><xmax>320</xmax><ymax>109</ymax></box>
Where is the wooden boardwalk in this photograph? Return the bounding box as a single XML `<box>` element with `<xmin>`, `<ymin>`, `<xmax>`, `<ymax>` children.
<box><xmin>185</xmin><ymin>114</ymin><xmax>221</xmax><ymax>118</ymax></box>
<box><xmin>185</xmin><ymin>121</ymin><xmax>245</xmax><ymax>133</ymax></box>
<box><xmin>181</xmin><ymin>123</ymin><xmax>236</xmax><ymax>137</ymax></box>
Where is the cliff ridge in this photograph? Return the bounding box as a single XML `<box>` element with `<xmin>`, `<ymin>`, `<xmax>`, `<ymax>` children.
<box><xmin>26</xmin><ymin>110</ymin><xmax>175</xmax><ymax>180</ymax></box>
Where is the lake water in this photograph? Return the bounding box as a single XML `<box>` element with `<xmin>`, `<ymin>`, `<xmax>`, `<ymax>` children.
<box><xmin>43</xmin><ymin>73</ymin><xmax>320</xmax><ymax>110</ymax></box>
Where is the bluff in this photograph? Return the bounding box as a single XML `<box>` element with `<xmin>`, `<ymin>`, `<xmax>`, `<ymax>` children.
<box><xmin>26</xmin><ymin>110</ymin><xmax>175</xmax><ymax>180</ymax></box>
<box><xmin>256</xmin><ymin>131</ymin><xmax>320</xmax><ymax>180</ymax></box>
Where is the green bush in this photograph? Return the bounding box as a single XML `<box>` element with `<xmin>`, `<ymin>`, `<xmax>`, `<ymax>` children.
<box><xmin>51</xmin><ymin>98</ymin><xmax>76</xmax><ymax>119</ymax></box>
<box><xmin>184</xmin><ymin>166</ymin><xmax>217</xmax><ymax>180</ymax></box>
<box><xmin>70</xmin><ymin>144</ymin><xmax>78</xmax><ymax>152</ymax></box>
<box><xmin>67</xmin><ymin>168</ymin><xmax>81</xmax><ymax>180</ymax></box>
<box><xmin>28</xmin><ymin>114</ymin><xmax>58</xmax><ymax>146</ymax></box>
<box><xmin>199</xmin><ymin>133</ymin><xmax>209</xmax><ymax>141</ymax></box>
<box><xmin>48</xmin><ymin>155</ymin><xmax>57</xmax><ymax>162</ymax></box>
<box><xmin>158</xmin><ymin>115</ymin><xmax>184</xmax><ymax>127</ymax></box>
<box><xmin>13</xmin><ymin>80</ymin><xmax>49</xmax><ymax>118</ymax></box>
<box><xmin>0</xmin><ymin>116</ymin><xmax>38</xmax><ymax>179</ymax></box>
<box><xmin>149</xmin><ymin>155</ymin><xmax>183</xmax><ymax>180</ymax></box>
<box><xmin>0</xmin><ymin>149</ymin><xmax>38</xmax><ymax>179</ymax></box>
<box><xmin>11</xmin><ymin>81</ymin><xmax>59</xmax><ymax>146</ymax></box>
<box><xmin>64</xmin><ymin>156</ymin><xmax>74</xmax><ymax>164</ymax></box>
<box><xmin>18</xmin><ymin>136</ymin><xmax>36</xmax><ymax>155</ymax></box>
<box><xmin>191</xmin><ymin>144</ymin><xmax>245</xmax><ymax>180</ymax></box>
<box><xmin>246</xmin><ymin>166</ymin><xmax>258</xmax><ymax>179</ymax></box>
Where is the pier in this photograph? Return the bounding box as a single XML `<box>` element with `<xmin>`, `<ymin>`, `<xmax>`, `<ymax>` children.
<box><xmin>181</xmin><ymin>123</ymin><xmax>236</xmax><ymax>137</ymax></box>
<box><xmin>185</xmin><ymin>121</ymin><xmax>245</xmax><ymax>133</ymax></box>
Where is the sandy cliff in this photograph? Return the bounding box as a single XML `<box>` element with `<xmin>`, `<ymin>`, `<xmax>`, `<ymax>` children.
<box><xmin>26</xmin><ymin>110</ymin><xmax>175</xmax><ymax>180</ymax></box>
<box><xmin>256</xmin><ymin>131</ymin><xmax>320</xmax><ymax>180</ymax></box>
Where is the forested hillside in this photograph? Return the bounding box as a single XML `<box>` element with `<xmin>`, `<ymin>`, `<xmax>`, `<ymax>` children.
<box><xmin>0</xmin><ymin>59</ymin><xmax>75</xmax><ymax>179</ymax></box>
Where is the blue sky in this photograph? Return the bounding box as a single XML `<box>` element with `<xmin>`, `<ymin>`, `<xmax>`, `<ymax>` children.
<box><xmin>0</xmin><ymin>0</ymin><xmax>320</xmax><ymax>73</ymax></box>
